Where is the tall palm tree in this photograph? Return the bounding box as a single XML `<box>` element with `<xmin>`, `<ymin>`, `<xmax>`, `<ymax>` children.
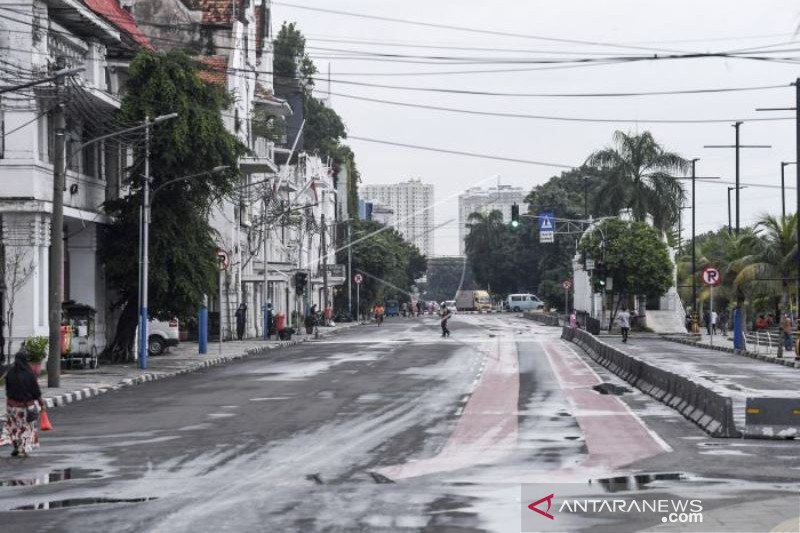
<box><xmin>734</xmin><ymin>214</ymin><xmax>798</xmax><ymax>312</ymax></box>
<box><xmin>587</xmin><ymin>131</ymin><xmax>689</xmax><ymax>231</ymax></box>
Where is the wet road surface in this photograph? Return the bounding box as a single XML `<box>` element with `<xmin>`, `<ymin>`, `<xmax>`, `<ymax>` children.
<box><xmin>0</xmin><ymin>315</ymin><xmax>797</xmax><ymax>532</ymax></box>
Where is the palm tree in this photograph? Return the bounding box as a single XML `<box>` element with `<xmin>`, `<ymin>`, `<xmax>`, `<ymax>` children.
<box><xmin>695</xmin><ymin>228</ymin><xmax>760</xmax><ymax>312</ymax></box>
<box><xmin>587</xmin><ymin>131</ymin><xmax>688</xmax><ymax>231</ymax></box>
<box><xmin>734</xmin><ymin>214</ymin><xmax>798</xmax><ymax>312</ymax></box>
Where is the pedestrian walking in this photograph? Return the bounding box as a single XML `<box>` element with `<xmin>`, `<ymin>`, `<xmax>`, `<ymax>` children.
<box><xmin>703</xmin><ymin>310</ymin><xmax>711</xmax><ymax>336</ymax></box>
<box><xmin>417</xmin><ymin>301</ymin><xmax>424</xmax><ymax>316</ymax></box>
<box><xmin>781</xmin><ymin>313</ymin><xmax>794</xmax><ymax>352</ymax></box>
<box><xmin>569</xmin><ymin>309</ymin><xmax>578</xmax><ymax>329</ymax></box>
<box><xmin>719</xmin><ymin>311</ymin><xmax>728</xmax><ymax>337</ymax></box>
<box><xmin>710</xmin><ymin>310</ymin><xmax>718</xmax><ymax>336</ymax></box>
<box><xmin>324</xmin><ymin>304</ymin><xmax>332</xmax><ymax>327</ymax></box>
<box><xmin>440</xmin><ymin>305</ymin><xmax>452</xmax><ymax>337</ymax></box>
<box><xmin>235</xmin><ymin>303</ymin><xmax>247</xmax><ymax>341</ymax></box>
<box><xmin>0</xmin><ymin>349</ymin><xmax>46</xmax><ymax>458</ymax></box>
<box><xmin>617</xmin><ymin>307</ymin><xmax>631</xmax><ymax>343</ymax></box>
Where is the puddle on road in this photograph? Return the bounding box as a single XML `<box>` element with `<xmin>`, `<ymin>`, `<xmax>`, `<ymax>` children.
<box><xmin>0</xmin><ymin>468</ymin><xmax>102</xmax><ymax>487</ymax></box>
<box><xmin>12</xmin><ymin>497</ymin><xmax>157</xmax><ymax>511</ymax></box>
<box><xmin>592</xmin><ymin>472</ymin><xmax>686</xmax><ymax>493</ymax></box>
<box><xmin>592</xmin><ymin>383</ymin><xmax>633</xmax><ymax>396</ymax></box>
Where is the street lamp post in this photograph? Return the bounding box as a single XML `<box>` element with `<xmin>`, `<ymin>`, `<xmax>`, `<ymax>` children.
<box><xmin>781</xmin><ymin>162</ymin><xmax>796</xmax><ymax>221</ymax></box>
<box><xmin>672</xmin><ymin>161</ymin><xmax>720</xmax><ymax>315</ymax></box>
<box><xmin>727</xmin><ymin>186</ymin><xmax>747</xmax><ymax>234</ymax></box>
<box><xmin>704</xmin><ymin>123</ymin><xmax>771</xmax><ymax>234</ymax></box>
<box><xmin>138</xmin><ymin>163</ymin><xmax>228</xmax><ymax>368</ymax></box>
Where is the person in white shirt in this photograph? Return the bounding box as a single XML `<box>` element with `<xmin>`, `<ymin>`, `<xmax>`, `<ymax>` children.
<box><xmin>617</xmin><ymin>307</ymin><xmax>631</xmax><ymax>343</ymax></box>
<box><xmin>710</xmin><ymin>310</ymin><xmax>718</xmax><ymax>335</ymax></box>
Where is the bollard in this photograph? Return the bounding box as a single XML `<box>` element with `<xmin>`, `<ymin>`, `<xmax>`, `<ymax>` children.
<box><xmin>198</xmin><ymin>300</ymin><xmax>208</xmax><ymax>355</ymax></box>
<box><xmin>733</xmin><ymin>308</ymin><xmax>744</xmax><ymax>350</ymax></box>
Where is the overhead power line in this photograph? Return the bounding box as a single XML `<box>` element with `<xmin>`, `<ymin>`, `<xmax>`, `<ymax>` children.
<box><xmin>272</xmin><ymin>1</ymin><xmax>690</xmax><ymax>54</ymax></box>
<box><xmin>327</xmin><ymin>90</ymin><xmax>796</xmax><ymax>124</ymax></box>
<box><xmin>348</xmin><ymin>136</ymin><xmax>575</xmax><ymax>168</ymax></box>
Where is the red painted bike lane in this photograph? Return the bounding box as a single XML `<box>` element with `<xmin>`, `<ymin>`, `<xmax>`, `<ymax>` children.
<box><xmin>541</xmin><ymin>338</ymin><xmax>671</xmax><ymax>469</ymax></box>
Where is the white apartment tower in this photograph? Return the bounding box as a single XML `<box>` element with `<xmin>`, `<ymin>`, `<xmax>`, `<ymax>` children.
<box><xmin>362</xmin><ymin>179</ymin><xmax>435</xmax><ymax>256</ymax></box>
<box><xmin>459</xmin><ymin>185</ymin><xmax>526</xmax><ymax>254</ymax></box>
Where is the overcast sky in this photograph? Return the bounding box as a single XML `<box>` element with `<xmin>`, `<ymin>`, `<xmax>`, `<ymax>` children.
<box><xmin>275</xmin><ymin>0</ymin><xmax>800</xmax><ymax>255</ymax></box>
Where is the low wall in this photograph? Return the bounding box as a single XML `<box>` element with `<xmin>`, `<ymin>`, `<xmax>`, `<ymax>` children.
<box><xmin>562</xmin><ymin>327</ymin><xmax>740</xmax><ymax>438</ymax></box>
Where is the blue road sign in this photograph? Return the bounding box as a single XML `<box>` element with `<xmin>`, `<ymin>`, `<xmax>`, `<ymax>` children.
<box><xmin>539</xmin><ymin>213</ymin><xmax>555</xmax><ymax>231</ymax></box>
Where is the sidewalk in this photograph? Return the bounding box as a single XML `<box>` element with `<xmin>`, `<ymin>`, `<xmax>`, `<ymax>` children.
<box><xmin>601</xmin><ymin>334</ymin><xmax>800</xmax><ymax>432</ymax></box>
<box><xmin>662</xmin><ymin>331</ymin><xmax>799</xmax><ymax>368</ymax></box>
<box><xmin>2</xmin><ymin>322</ymin><xmax>361</xmax><ymax>413</ymax></box>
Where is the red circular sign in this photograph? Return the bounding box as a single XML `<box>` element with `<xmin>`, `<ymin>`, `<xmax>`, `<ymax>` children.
<box><xmin>701</xmin><ymin>266</ymin><xmax>722</xmax><ymax>286</ymax></box>
<box><xmin>354</xmin><ymin>274</ymin><xmax>364</xmax><ymax>285</ymax></box>
<box><xmin>562</xmin><ymin>280</ymin><xmax>572</xmax><ymax>290</ymax></box>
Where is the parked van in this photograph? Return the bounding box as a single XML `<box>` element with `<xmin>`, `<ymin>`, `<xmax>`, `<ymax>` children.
<box><xmin>506</xmin><ymin>294</ymin><xmax>544</xmax><ymax>312</ymax></box>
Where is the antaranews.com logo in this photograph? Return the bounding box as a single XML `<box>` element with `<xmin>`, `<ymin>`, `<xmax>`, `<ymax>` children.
<box><xmin>521</xmin><ymin>484</ymin><xmax>704</xmax><ymax>533</ymax></box>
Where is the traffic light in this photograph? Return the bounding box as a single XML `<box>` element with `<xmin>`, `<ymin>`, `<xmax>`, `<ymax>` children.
<box><xmin>511</xmin><ymin>203</ymin><xmax>520</xmax><ymax>228</ymax></box>
<box><xmin>294</xmin><ymin>271</ymin><xmax>308</xmax><ymax>295</ymax></box>
<box><xmin>592</xmin><ymin>262</ymin><xmax>607</xmax><ymax>292</ymax></box>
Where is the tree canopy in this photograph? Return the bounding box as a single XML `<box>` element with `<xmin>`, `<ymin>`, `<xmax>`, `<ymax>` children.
<box><xmin>99</xmin><ymin>50</ymin><xmax>245</xmax><ymax>361</ymax></box>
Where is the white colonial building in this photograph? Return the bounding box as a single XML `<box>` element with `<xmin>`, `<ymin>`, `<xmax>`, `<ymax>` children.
<box><xmin>0</xmin><ymin>0</ymin><xmax>152</xmax><ymax>355</ymax></box>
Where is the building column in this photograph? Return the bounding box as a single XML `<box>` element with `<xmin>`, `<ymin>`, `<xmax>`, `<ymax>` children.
<box><xmin>2</xmin><ymin>212</ymin><xmax>50</xmax><ymax>353</ymax></box>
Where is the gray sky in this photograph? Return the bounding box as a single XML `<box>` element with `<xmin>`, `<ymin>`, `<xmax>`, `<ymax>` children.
<box><xmin>276</xmin><ymin>0</ymin><xmax>800</xmax><ymax>255</ymax></box>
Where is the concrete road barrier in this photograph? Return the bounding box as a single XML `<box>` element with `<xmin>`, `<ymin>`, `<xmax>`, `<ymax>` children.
<box><xmin>562</xmin><ymin>327</ymin><xmax>740</xmax><ymax>438</ymax></box>
<box><xmin>523</xmin><ymin>312</ymin><xmax>561</xmax><ymax>327</ymax></box>
<box><xmin>745</xmin><ymin>397</ymin><xmax>800</xmax><ymax>439</ymax></box>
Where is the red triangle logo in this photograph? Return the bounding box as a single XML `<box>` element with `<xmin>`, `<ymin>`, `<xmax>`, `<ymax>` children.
<box><xmin>528</xmin><ymin>493</ymin><xmax>555</xmax><ymax>520</ymax></box>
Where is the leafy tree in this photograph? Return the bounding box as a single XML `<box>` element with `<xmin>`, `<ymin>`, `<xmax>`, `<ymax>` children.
<box><xmin>580</xmin><ymin>219</ymin><xmax>673</xmax><ymax>328</ymax></box>
<box><xmin>587</xmin><ymin>131</ymin><xmax>688</xmax><ymax>231</ymax></box>
<box><xmin>99</xmin><ymin>50</ymin><xmax>244</xmax><ymax>361</ymax></box>
<box><xmin>335</xmin><ymin>219</ymin><xmax>426</xmax><ymax>315</ymax></box>
<box><xmin>425</xmin><ymin>257</ymin><xmax>477</xmax><ymax>303</ymax></box>
<box><xmin>273</xmin><ymin>22</ymin><xmax>317</xmax><ymax>84</ymax></box>
<box><xmin>734</xmin><ymin>214</ymin><xmax>798</xmax><ymax>313</ymax></box>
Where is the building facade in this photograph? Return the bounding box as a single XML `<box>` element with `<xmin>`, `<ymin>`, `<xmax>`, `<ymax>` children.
<box><xmin>361</xmin><ymin>179</ymin><xmax>434</xmax><ymax>256</ymax></box>
<box><xmin>0</xmin><ymin>0</ymin><xmax>151</xmax><ymax>356</ymax></box>
<box><xmin>458</xmin><ymin>185</ymin><xmax>526</xmax><ymax>254</ymax></box>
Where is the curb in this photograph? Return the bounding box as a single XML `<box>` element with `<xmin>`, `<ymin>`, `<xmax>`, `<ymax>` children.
<box><xmin>34</xmin><ymin>323</ymin><xmax>361</xmax><ymax>412</ymax></box>
<box><xmin>661</xmin><ymin>335</ymin><xmax>800</xmax><ymax>369</ymax></box>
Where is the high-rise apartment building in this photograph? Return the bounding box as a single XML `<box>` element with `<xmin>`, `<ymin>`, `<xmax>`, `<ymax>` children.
<box><xmin>362</xmin><ymin>179</ymin><xmax>435</xmax><ymax>256</ymax></box>
<box><xmin>459</xmin><ymin>185</ymin><xmax>526</xmax><ymax>254</ymax></box>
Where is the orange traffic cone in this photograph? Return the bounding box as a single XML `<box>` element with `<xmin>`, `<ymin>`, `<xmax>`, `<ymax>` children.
<box><xmin>39</xmin><ymin>411</ymin><xmax>53</xmax><ymax>431</ymax></box>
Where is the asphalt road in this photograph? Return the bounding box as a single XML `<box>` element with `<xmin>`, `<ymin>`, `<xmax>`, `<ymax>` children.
<box><xmin>0</xmin><ymin>315</ymin><xmax>797</xmax><ymax>532</ymax></box>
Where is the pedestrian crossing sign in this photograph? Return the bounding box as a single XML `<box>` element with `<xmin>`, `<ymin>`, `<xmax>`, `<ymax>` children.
<box><xmin>539</xmin><ymin>213</ymin><xmax>555</xmax><ymax>231</ymax></box>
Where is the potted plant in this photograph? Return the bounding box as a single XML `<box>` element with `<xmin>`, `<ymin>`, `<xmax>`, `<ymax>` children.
<box><xmin>24</xmin><ymin>336</ymin><xmax>49</xmax><ymax>376</ymax></box>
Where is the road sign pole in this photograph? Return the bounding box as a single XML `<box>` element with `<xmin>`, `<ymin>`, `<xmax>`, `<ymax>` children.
<box><xmin>219</xmin><ymin>269</ymin><xmax>223</xmax><ymax>355</ymax></box>
<box><xmin>710</xmin><ymin>285</ymin><xmax>714</xmax><ymax>347</ymax></box>
<box><xmin>356</xmin><ymin>282</ymin><xmax>360</xmax><ymax>323</ymax></box>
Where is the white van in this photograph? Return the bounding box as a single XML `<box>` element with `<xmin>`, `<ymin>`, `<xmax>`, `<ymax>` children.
<box><xmin>506</xmin><ymin>294</ymin><xmax>544</xmax><ymax>312</ymax></box>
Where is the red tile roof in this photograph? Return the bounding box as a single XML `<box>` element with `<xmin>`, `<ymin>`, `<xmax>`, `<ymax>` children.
<box><xmin>197</xmin><ymin>55</ymin><xmax>228</xmax><ymax>86</ymax></box>
<box><xmin>82</xmin><ymin>0</ymin><xmax>153</xmax><ymax>49</ymax></box>
<box><xmin>191</xmin><ymin>0</ymin><xmax>247</xmax><ymax>26</ymax></box>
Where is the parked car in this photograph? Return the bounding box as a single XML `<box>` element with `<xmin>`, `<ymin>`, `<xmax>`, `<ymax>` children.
<box><xmin>148</xmin><ymin>318</ymin><xmax>180</xmax><ymax>356</ymax></box>
<box><xmin>455</xmin><ymin>290</ymin><xmax>492</xmax><ymax>311</ymax></box>
<box><xmin>506</xmin><ymin>294</ymin><xmax>545</xmax><ymax>312</ymax></box>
